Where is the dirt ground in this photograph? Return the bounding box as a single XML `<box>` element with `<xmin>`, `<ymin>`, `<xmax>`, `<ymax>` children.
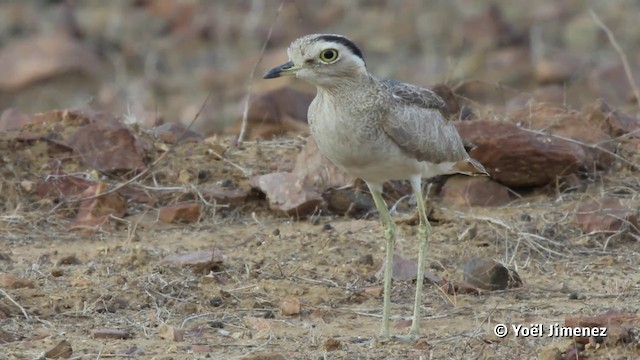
<box><xmin>1</xmin><ymin>1</ymin><xmax>640</xmax><ymax>360</ymax></box>
<box><xmin>2</xmin><ymin>129</ymin><xmax>640</xmax><ymax>359</ymax></box>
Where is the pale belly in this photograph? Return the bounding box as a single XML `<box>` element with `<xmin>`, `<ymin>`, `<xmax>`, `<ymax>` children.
<box><xmin>311</xmin><ymin>120</ymin><xmax>455</xmax><ymax>185</ymax></box>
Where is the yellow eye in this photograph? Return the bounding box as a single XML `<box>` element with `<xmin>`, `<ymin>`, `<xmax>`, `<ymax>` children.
<box><xmin>319</xmin><ymin>49</ymin><xmax>339</xmax><ymax>63</ymax></box>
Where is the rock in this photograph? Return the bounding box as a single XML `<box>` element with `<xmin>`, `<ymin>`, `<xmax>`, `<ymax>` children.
<box><xmin>375</xmin><ymin>254</ymin><xmax>442</xmax><ymax>284</ymax></box>
<box><xmin>67</xmin><ymin>111</ymin><xmax>147</xmax><ymax>174</ymax></box>
<box><xmin>158</xmin><ymin>324</ymin><xmax>185</xmax><ymax>342</ymax></box>
<box><xmin>0</xmin><ymin>273</ymin><xmax>35</xmax><ymax>289</ymax></box>
<box><xmin>70</xmin><ymin>182</ymin><xmax>127</xmax><ymax>231</ymax></box>
<box><xmin>0</xmin><ymin>108</ymin><xmax>31</xmax><ymax>131</ymax></box>
<box><xmin>461</xmin><ymin>4</ymin><xmax>522</xmax><ymax>48</ymax></box>
<box><xmin>158</xmin><ymin>203</ymin><xmax>200</xmax><ymax>223</ymax></box>
<box><xmin>152</xmin><ymin>123</ymin><xmax>204</xmax><ymax>143</ymax></box>
<box><xmin>0</xmin><ymin>33</ymin><xmax>99</xmax><ymax>91</ymax></box>
<box><xmin>509</xmin><ymin>104</ymin><xmax>614</xmax><ymax>170</ymax></box>
<box><xmin>322</xmin><ymin>338</ymin><xmax>341</xmax><ymax>352</ymax></box>
<box><xmin>565</xmin><ymin>310</ymin><xmax>635</xmax><ymax>346</ymax></box>
<box><xmin>323</xmin><ymin>188</ymin><xmax>374</xmax><ymax>217</ymax></box>
<box><xmin>463</xmin><ymin>258</ymin><xmax>522</xmax><ymax>291</ymax></box>
<box><xmin>279</xmin><ymin>296</ymin><xmax>301</xmax><ymax>316</ymax></box>
<box><xmin>36</xmin><ymin>164</ymin><xmax>94</xmax><ymax>200</ymax></box>
<box><xmin>583</xmin><ymin>99</ymin><xmax>640</xmax><ymax>138</ymax></box>
<box><xmin>574</xmin><ymin>197</ymin><xmax>639</xmax><ymax>233</ymax></box>
<box><xmin>44</xmin><ymin>340</ymin><xmax>73</xmax><ymax>359</ymax></box>
<box><xmin>249</xmin><ymin>172</ymin><xmax>322</xmax><ymax>217</ymax></box>
<box><xmin>440</xmin><ymin>175</ymin><xmax>511</xmax><ymax>207</ymax></box>
<box><xmin>588</xmin><ymin>62</ymin><xmax>640</xmax><ymax>106</ymax></box>
<box><xmin>293</xmin><ymin>137</ymin><xmax>354</xmax><ymax>192</ymax></box>
<box><xmin>91</xmin><ymin>329</ymin><xmax>131</xmax><ymax>340</ymax></box>
<box><xmin>534</xmin><ymin>52</ymin><xmax>580</xmax><ymax>84</ymax></box>
<box><xmin>430</xmin><ymin>84</ymin><xmax>462</xmax><ymax>119</ymax></box>
<box><xmin>455</xmin><ymin>120</ymin><xmax>584</xmax><ymax>187</ymax></box>
<box><xmin>199</xmin><ymin>186</ymin><xmax>249</xmax><ymax>209</ymax></box>
<box><xmin>160</xmin><ymin>249</ymin><xmax>224</xmax><ymax>274</ymax></box>
<box><xmin>232</xmin><ymin>86</ymin><xmax>314</xmax><ymax>140</ymax></box>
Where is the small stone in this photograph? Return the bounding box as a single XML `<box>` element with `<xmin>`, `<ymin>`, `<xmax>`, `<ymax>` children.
<box><xmin>44</xmin><ymin>340</ymin><xmax>73</xmax><ymax>359</ymax></box>
<box><xmin>279</xmin><ymin>296</ymin><xmax>301</xmax><ymax>316</ymax></box>
<box><xmin>158</xmin><ymin>203</ymin><xmax>200</xmax><ymax>223</ymax></box>
<box><xmin>440</xmin><ymin>175</ymin><xmax>511</xmax><ymax>207</ymax></box>
<box><xmin>91</xmin><ymin>329</ymin><xmax>131</xmax><ymax>339</ymax></box>
<box><xmin>358</xmin><ymin>254</ymin><xmax>374</xmax><ymax>266</ymax></box>
<box><xmin>158</xmin><ymin>324</ymin><xmax>185</xmax><ymax>342</ymax></box>
<box><xmin>250</xmin><ymin>172</ymin><xmax>322</xmax><ymax>216</ymax></box>
<box><xmin>574</xmin><ymin>197</ymin><xmax>639</xmax><ymax>233</ymax></box>
<box><xmin>161</xmin><ymin>249</ymin><xmax>224</xmax><ymax>274</ymax></box>
<box><xmin>463</xmin><ymin>258</ymin><xmax>522</xmax><ymax>291</ymax></box>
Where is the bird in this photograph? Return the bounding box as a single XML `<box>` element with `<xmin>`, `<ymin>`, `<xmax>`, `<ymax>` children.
<box><xmin>263</xmin><ymin>34</ymin><xmax>486</xmax><ymax>341</ymax></box>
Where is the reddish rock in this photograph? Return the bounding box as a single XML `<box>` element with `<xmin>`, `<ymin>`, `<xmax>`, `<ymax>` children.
<box><xmin>71</xmin><ymin>182</ymin><xmax>127</xmax><ymax>231</ymax></box>
<box><xmin>159</xmin><ymin>203</ymin><xmax>200</xmax><ymax>223</ymax></box>
<box><xmin>583</xmin><ymin>99</ymin><xmax>640</xmax><ymax>138</ymax></box>
<box><xmin>293</xmin><ymin>138</ymin><xmax>354</xmax><ymax>192</ymax></box>
<box><xmin>509</xmin><ymin>104</ymin><xmax>614</xmax><ymax>169</ymax></box>
<box><xmin>565</xmin><ymin>310</ymin><xmax>636</xmax><ymax>346</ymax></box>
<box><xmin>323</xmin><ymin>188</ymin><xmax>374</xmax><ymax>217</ymax></box>
<box><xmin>249</xmin><ymin>172</ymin><xmax>322</xmax><ymax>217</ymax></box>
<box><xmin>233</xmin><ymin>86</ymin><xmax>313</xmax><ymax>140</ymax></box>
<box><xmin>0</xmin><ymin>273</ymin><xmax>35</xmax><ymax>289</ymax></box>
<box><xmin>200</xmin><ymin>186</ymin><xmax>249</xmax><ymax>208</ymax></box>
<box><xmin>0</xmin><ymin>33</ymin><xmax>99</xmax><ymax>91</ymax></box>
<box><xmin>0</xmin><ymin>108</ymin><xmax>31</xmax><ymax>131</ymax></box>
<box><xmin>440</xmin><ymin>175</ymin><xmax>511</xmax><ymax>207</ymax></box>
<box><xmin>67</xmin><ymin>112</ymin><xmax>146</xmax><ymax>173</ymax></box>
<box><xmin>36</xmin><ymin>163</ymin><xmax>94</xmax><ymax>200</ymax></box>
<box><xmin>574</xmin><ymin>197</ymin><xmax>639</xmax><ymax>233</ymax></box>
<box><xmin>455</xmin><ymin>120</ymin><xmax>584</xmax><ymax>187</ymax></box>
<box><xmin>461</xmin><ymin>4</ymin><xmax>522</xmax><ymax>47</ymax></box>
<box><xmin>430</xmin><ymin>84</ymin><xmax>462</xmax><ymax>118</ymax></box>
<box><xmin>588</xmin><ymin>62</ymin><xmax>640</xmax><ymax>105</ymax></box>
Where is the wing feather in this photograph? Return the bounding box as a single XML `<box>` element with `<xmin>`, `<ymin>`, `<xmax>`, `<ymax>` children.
<box><xmin>379</xmin><ymin>79</ymin><xmax>469</xmax><ymax>164</ymax></box>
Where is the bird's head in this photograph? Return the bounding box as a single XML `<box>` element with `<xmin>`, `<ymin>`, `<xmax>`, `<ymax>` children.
<box><xmin>263</xmin><ymin>34</ymin><xmax>367</xmax><ymax>88</ymax></box>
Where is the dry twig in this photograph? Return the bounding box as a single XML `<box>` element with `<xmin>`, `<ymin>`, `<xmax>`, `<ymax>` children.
<box><xmin>590</xmin><ymin>9</ymin><xmax>640</xmax><ymax>109</ymax></box>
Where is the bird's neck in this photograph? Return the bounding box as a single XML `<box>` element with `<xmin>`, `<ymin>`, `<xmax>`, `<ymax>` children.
<box><xmin>316</xmin><ymin>72</ymin><xmax>374</xmax><ymax>95</ymax></box>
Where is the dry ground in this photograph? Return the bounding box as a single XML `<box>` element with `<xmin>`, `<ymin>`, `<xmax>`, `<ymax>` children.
<box><xmin>2</xmin><ymin>135</ymin><xmax>640</xmax><ymax>359</ymax></box>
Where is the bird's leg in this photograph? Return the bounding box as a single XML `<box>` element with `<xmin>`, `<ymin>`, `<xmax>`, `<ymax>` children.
<box><xmin>408</xmin><ymin>178</ymin><xmax>431</xmax><ymax>338</ymax></box>
<box><xmin>367</xmin><ymin>183</ymin><xmax>395</xmax><ymax>339</ymax></box>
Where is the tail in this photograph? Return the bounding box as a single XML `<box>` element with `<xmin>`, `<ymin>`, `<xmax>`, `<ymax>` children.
<box><xmin>453</xmin><ymin>158</ymin><xmax>489</xmax><ymax>176</ymax></box>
